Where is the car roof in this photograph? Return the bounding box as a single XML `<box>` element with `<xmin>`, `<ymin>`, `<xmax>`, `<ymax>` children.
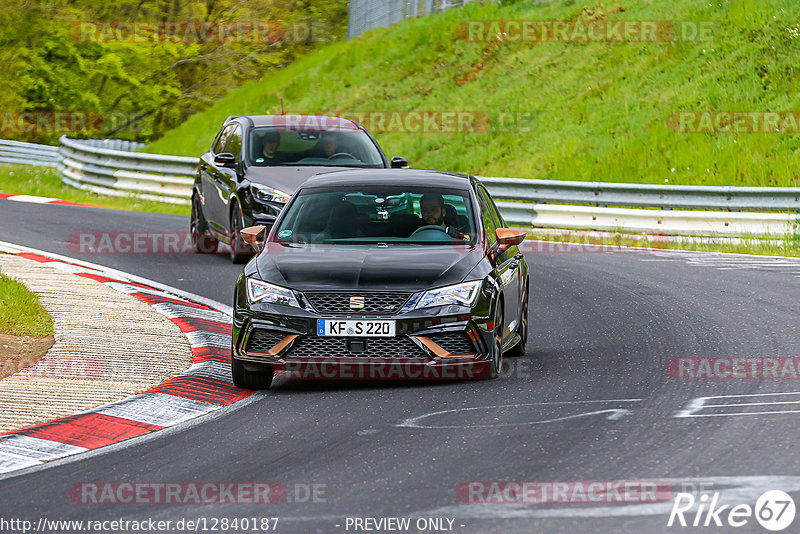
<box><xmin>230</xmin><ymin>115</ymin><xmax>361</xmax><ymax>131</ymax></box>
<box><xmin>300</xmin><ymin>169</ymin><xmax>474</xmax><ymax>190</ymax></box>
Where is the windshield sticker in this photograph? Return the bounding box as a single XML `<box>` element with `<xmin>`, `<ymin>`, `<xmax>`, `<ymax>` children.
<box><xmin>278</xmin><ymin>230</ymin><xmax>292</xmax><ymax>238</ymax></box>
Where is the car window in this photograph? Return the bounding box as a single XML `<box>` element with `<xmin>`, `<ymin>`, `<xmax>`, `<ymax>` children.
<box><xmin>212</xmin><ymin>125</ymin><xmax>234</xmax><ymax>155</ymax></box>
<box><xmin>480</xmin><ymin>185</ymin><xmax>505</xmax><ymax>227</ymax></box>
<box><xmin>273</xmin><ymin>187</ymin><xmax>476</xmax><ymax>244</ymax></box>
<box><xmin>224</xmin><ymin>125</ymin><xmax>243</xmax><ymax>161</ymax></box>
<box><xmin>476</xmin><ymin>186</ymin><xmax>498</xmax><ymax>245</ymax></box>
<box><xmin>248</xmin><ymin>127</ymin><xmax>384</xmax><ymax>168</ymax></box>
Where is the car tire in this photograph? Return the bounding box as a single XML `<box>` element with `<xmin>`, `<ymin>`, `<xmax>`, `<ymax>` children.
<box><xmin>231</xmin><ymin>356</ymin><xmax>274</xmax><ymax>390</ymax></box>
<box><xmin>507</xmin><ymin>281</ymin><xmax>529</xmax><ymax>357</ymax></box>
<box><xmin>190</xmin><ymin>195</ymin><xmax>219</xmax><ymax>254</ymax></box>
<box><xmin>229</xmin><ymin>202</ymin><xmax>251</xmax><ymax>264</ymax></box>
<box><xmin>487</xmin><ymin>304</ymin><xmax>503</xmax><ymax>379</ymax></box>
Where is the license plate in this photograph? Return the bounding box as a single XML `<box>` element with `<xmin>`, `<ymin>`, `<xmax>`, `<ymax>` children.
<box><xmin>317</xmin><ymin>319</ymin><xmax>395</xmax><ymax>337</ymax></box>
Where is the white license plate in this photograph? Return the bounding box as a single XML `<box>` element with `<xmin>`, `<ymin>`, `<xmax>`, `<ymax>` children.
<box><xmin>317</xmin><ymin>319</ymin><xmax>396</xmax><ymax>337</ymax></box>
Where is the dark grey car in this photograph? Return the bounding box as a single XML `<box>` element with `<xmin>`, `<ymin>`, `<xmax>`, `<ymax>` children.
<box><xmin>191</xmin><ymin>114</ymin><xmax>408</xmax><ymax>262</ymax></box>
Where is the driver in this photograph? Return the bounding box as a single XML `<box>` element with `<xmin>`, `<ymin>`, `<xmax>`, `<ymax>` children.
<box><xmin>257</xmin><ymin>131</ymin><xmax>281</xmax><ymax>164</ymax></box>
<box><xmin>419</xmin><ymin>193</ymin><xmax>470</xmax><ymax>241</ymax></box>
<box><xmin>319</xmin><ymin>133</ymin><xmax>338</xmax><ymax>158</ymax></box>
<box><xmin>420</xmin><ymin>193</ymin><xmax>447</xmax><ymax>228</ymax></box>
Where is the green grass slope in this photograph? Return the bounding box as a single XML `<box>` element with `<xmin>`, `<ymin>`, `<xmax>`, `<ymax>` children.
<box><xmin>147</xmin><ymin>0</ymin><xmax>800</xmax><ymax>187</ymax></box>
<box><xmin>0</xmin><ymin>268</ymin><xmax>54</xmax><ymax>337</ymax></box>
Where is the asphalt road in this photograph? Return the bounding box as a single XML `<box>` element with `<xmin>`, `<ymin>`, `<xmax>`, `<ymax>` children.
<box><xmin>2</xmin><ymin>198</ymin><xmax>800</xmax><ymax>533</ymax></box>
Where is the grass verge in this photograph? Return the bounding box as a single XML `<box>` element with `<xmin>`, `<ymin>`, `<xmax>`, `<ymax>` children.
<box><xmin>0</xmin><ymin>266</ymin><xmax>54</xmax><ymax>337</ymax></box>
<box><xmin>0</xmin><ymin>165</ymin><xmax>189</xmax><ymax>215</ymax></box>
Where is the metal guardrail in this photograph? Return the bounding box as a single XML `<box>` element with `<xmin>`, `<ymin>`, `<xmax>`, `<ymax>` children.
<box><xmin>481</xmin><ymin>176</ymin><xmax>800</xmax><ymax>237</ymax></box>
<box><xmin>480</xmin><ymin>176</ymin><xmax>800</xmax><ymax>212</ymax></box>
<box><xmin>73</xmin><ymin>138</ymin><xmax>146</xmax><ymax>152</ymax></box>
<box><xmin>58</xmin><ymin>136</ymin><xmax>197</xmax><ymax>205</ymax></box>
<box><xmin>2</xmin><ymin>136</ymin><xmax>799</xmax><ymax>237</ymax></box>
<box><xmin>0</xmin><ymin>140</ymin><xmax>60</xmax><ymax>168</ymax></box>
<box><xmin>348</xmin><ymin>0</ymin><xmax>477</xmax><ymax>39</ymax></box>
<box><xmin>495</xmin><ymin>202</ymin><xmax>798</xmax><ymax>237</ymax></box>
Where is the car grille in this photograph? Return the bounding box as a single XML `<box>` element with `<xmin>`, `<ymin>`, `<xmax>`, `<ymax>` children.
<box><xmin>427</xmin><ymin>332</ymin><xmax>476</xmax><ymax>355</ymax></box>
<box><xmin>245</xmin><ymin>330</ymin><xmax>286</xmax><ymax>353</ymax></box>
<box><xmin>303</xmin><ymin>291</ymin><xmax>412</xmax><ymax>315</ymax></box>
<box><xmin>285</xmin><ymin>335</ymin><xmax>427</xmax><ymax>359</ymax></box>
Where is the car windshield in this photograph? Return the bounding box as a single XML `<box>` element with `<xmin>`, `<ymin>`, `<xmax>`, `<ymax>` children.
<box><xmin>248</xmin><ymin>126</ymin><xmax>384</xmax><ymax>167</ymax></box>
<box><xmin>272</xmin><ymin>187</ymin><xmax>477</xmax><ymax>245</ymax></box>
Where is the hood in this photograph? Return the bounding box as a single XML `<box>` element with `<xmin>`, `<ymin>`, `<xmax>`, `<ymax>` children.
<box><xmin>255</xmin><ymin>243</ymin><xmax>485</xmax><ymax>291</ymax></box>
<box><xmin>245</xmin><ymin>166</ymin><xmax>351</xmax><ymax>195</ymax></box>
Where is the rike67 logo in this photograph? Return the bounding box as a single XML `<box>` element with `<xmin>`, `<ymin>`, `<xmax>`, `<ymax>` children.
<box><xmin>668</xmin><ymin>490</ymin><xmax>796</xmax><ymax>531</ymax></box>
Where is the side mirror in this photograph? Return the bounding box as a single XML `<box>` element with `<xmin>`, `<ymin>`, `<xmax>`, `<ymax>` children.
<box><xmin>496</xmin><ymin>228</ymin><xmax>526</xmax><ymax>247</ymax></box>
<box><xmin>390</xmin><ymin>156</ymin><xmax>409</xmax><ymax>169</ymax></box>
<box><xmin>241</xmin><ymin>225</ymin><xmax>267</xmax><ymax>252</ymax></box>
<box><xmin>488</xmin><ymin>228</ymin><xmax>526</xmax><ymax>263</ymax></box>
<box><xmin>214</xmin><ymin>153</ymin><xmax>237</xmax><ymax>168</ymax></box>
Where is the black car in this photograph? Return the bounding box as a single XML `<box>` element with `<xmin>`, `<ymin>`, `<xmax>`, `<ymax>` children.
<box><xmin>190</xmin><ymin>114</ymin><xmax>408</xmax><ymax>263</ymax></box>
<box><xmin>230</xmin><ymin>169</ymin><xmax>530</xmax><ymax>389</ymax></box>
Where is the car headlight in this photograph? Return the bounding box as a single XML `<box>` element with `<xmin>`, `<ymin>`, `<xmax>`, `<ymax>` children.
<box><xmin>250</xmin><ymin>184</ymin><xmax>291</xmax><ymax>204</ymax></box>
<box><xmin>415</xmin><ymin>281</ymin><xmax>482</xmax><ymax>310</ymax></box>
<box><xmin>247</xmin><ymin>278</ymin><xmax>300</xmax><ymax>307</ymax></box>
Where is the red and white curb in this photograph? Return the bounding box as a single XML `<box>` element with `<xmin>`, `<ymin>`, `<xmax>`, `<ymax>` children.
<box><xmin>0</xmin><ymin>245</ymin><xmax>248</xmax><ymax>475</ymax></box>
<box><xmin>0</xmin><ymin>193</ymin><xmax>98</xmax><ymax>208</ymax></box>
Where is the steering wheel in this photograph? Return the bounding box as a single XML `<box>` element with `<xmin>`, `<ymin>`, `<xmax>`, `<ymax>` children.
<box><xmin>410</xmin><ymin>225</ymin><xmax>450</xmax><ymax>238</ymax></box>
<box><xmin>328</xmin><ymin>152</ymin><xmax>357</xmax><ymax>160</ymax></box>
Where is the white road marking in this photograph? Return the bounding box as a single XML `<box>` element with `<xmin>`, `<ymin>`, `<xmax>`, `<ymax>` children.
<box><xmin>92</xmin><ymin>393</ymin><xmax>220</xmax><ymax>427</ymax></box>
<box><xmin>397</xmin><ymin>399</ymin><xmax>642</xmax><ymax>429</ymax></box>
<box><xmin>182</xmin><ymin>361</ymin><xmax>234</xmax><ymax>383</ymax></box>
<box><xmin>675</xmin><ymin>391</ymin><xmax>800</xmax><ymax>418</ymax></box>
<box><xmin>6</xmin><ymin>195</ymin><xmax>60</xmax><ymax>204</ymax></box>
<box><xmin>0</xmin><ymin>454</ymin><xmax>42</xmax><ymax>473</ymax></box>
<box><xmin>151</xmin><ymin>302</ymin><xmax>229</xmax><ymax>322</ymax></box>
<box><xmin>185</xmin><ymin>330</ymin><xmax>232</xmax><ymax>349</ymax></box>
<box><xmin>648</xmin><ymin>250</ymin><xmax>800</xmax><ymax>276</ymax></box>
<box><xmin>0</xmin><ymin>436</ymin><xmax>89</xmax><ymax>474</ymax></box>
<box><xmin>0</xmin><ymin>435</ymin><xmax>88</xmax><ymax>460</ymax></box>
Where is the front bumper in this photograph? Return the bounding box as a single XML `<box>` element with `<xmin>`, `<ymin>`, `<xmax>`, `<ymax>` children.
<box><xmin>232</xmin><ymin>290</ymin><xmax>496</xmax><ymax>380</ymax></box>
